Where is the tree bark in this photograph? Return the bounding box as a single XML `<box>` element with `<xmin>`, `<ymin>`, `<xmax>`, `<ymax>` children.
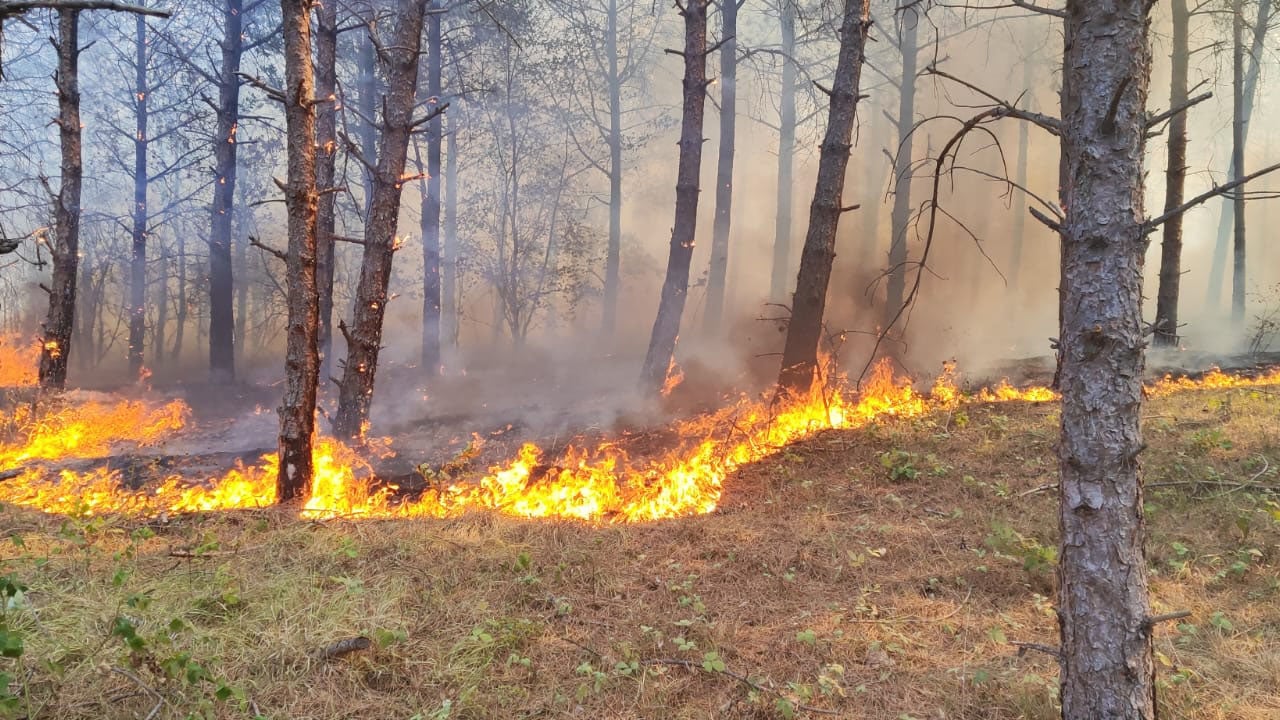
<box><xmin>1008</xmin><ymin>62</ymin><xmax>1032</xmax><ymax>294</ymax></box>
<box><xmin>769</xmin><ymin>0</ymin><xmax>797</xmax><ymax>304</ymax></box>
<box><xmin>1231</xmin><ymin>0</ymin><xmax>1246</xmax><ymax>328</ymax></box>
<box><xmin>601</xmin><ymin>0</ymin><xmax>624</xmax><ymax>336</ymax></box>
<box><xmin>333</xmin><ymin>0</ymin><xmax>427</xmax><ymax>441</ymax></box>
<box><xmin>638</xmin><ymin>0</ymin><xmax>711</xmax><ymax>393</ymax></box>
<box><xmin>208</xmin><ymin>0</ymin><xmax>243</xmax><ymax>383</ymax></box>
<box><xmin>703</xmin><ymin>0</ymin><xmax>737</xmax><ymax>333</ymax></box>
<box><xmin>420</xmin><ymin>2</ymin><xmax>443</xmax><ymax>374</ymax></box>
<box><xmin>1154</xmin><ymin>0</ymin><xmax>1189</xmax><ymax>347</ymax></box>
<box><xmin>1205</xmin><ymin>0</ymin><xmax>1271</xmax><ymax>310</ymax></box>
<box><xmin>356</xmin><ymin>31</ymin><xmax>378</xmax><ymax>219</ymax></box>
<box><xmin>314</xmin><ymin>0</ymin><xmax>338</xmax><ymax>378</ymax></box>
<box><xmin>776</xmin><ymin>0</ymin><xmax>870</xmax><ymax>393</ymax></box>
<box><xmin>884</xmin><ymin>8</ymin><xmax>919</xmax><ymax>327</ymax></box>
<box><xmin>276</xmin><ymin>0</ymin><xmax>320</xmax><ymax>502</ymax></box>
<box><xmin>1056</xmin><ymin>2</ymin><xmax>1154</xmax><ymax>718</ymax></box>
<box><xmin>443</xmin><ymin>108</ymin><xmax>458</xmax><ymax>353</ymax></box>
<box><xmin>127</xmin><ymin>12</ymin><xmax>148</xmax><ymax>378</ymax></box>
<box><xmin>38</xmin><ymin>9</ymin><xmax>83</xmax><ymax>391</ymax></box>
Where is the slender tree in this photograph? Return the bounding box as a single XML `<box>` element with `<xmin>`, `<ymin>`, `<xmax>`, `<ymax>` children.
<box><xmin>639</xmin><ymin>0</ymin><xmax>712</xmax><ymax>393</ymax></box>
<box><xmin>769</xmin><ymin>0</ymin><xmax>798</xmax><ymax>303</ymax></box>
<box><xmin>1154</xmin><ymin>0</ymin><xmax>1190</xmax><ymax>347</ymax></box>
<box><xmin>1231</xmin><ymin>0</ymin><xmax>1246</xmax><ymax>327</ymax></box>
<box><xmin>276</xmin><ymin>0</ymin><xmax>320</xmax><ymax>501</ymax></box>
<box><xmin>420</xmin><ymin>0</ymin><xmax>444</xmax><ymax>373</ymax></box>
<box><xmin>884</xmin><ymin>3</ymin><xmax>920</xmax><ymax>327</ymax></box>
<box><xmin>126</xmin><ymin>12</ymin><xmax>148</xmax><ymax>377</ymax></box>
<box><xmin>777</xmin><ymin>0</ymin><xmax>870</xmax><ymax>393</ymax></box>
<box><xmin>208</xmin><ymin>0</ymin><xmax>244</xmax><ymax>382</ymax></box>
<box><xmin>703</xmin><ymin>0</ymin><xmax>738</xmax><ymax>333</ymax></box>
<box><xmin>333</xmin><ymin>0</ymin><xmax>429</xmax><ymax>441</ymax></box>
<box><xmin>314</xmin><ymin>0</ymin><xmax>338</xmax><ymax>377</ymax></box>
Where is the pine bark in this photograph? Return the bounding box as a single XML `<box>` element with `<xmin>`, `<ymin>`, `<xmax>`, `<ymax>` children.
<box><xmin>1154</xmin><ymin>0</ymin><xmax>1189</xmax><ymax>347</ymax></box>
<box><xmin>704</xmin><ymin>0</ymin><xmax>737</xmax><ymax>333</ymax></box>
<box><xmin>38</xmin><ymin>9</ymin><xmax>83</xmax><ymax>391</ymax></box>
<box><xmin>1056</xmin><ymin>2</ymin><xmax>1155</xmax><ymax>718</ymax></box>
<box><xmin>885</xmin><ymin>9</ymin><xmax>919</xmax><ymax>327</ymax></box>
<box><xmin>276</xmin><ymin>0</ymin><xmax>321</xmax><ymax>502</ymax></box>
<box><xmin>420</xmin><ymin>3</ymin><xmax>443</xmax><ymax>374</ymax></box>
<box><xmin>208</xmin><ymin>0</ymin><xmax>243</xmax><ymax>382</ymax></box>
<box><xmin>776</xmin><ymin>0</ymin><xmax>870</xmax><ymax>393</ymax></box>
<box><xmin>315</xmin><ymin>0</ymin><xmax>338</xmax><ymax>377</ymax></box>
<box><xmin>639</xmin><ymin>0</ymin><xmax>711</xmax><ymax>393</ymax></box>
<box><xmin>601</xmin><ymin>0</ymin><xmax>624</xmax><ymax>335</ymax></box>
<box><xmin>127</xmin><ymin>12</ymin><xmax>148</xmax><ymax>378</ymax></box>
<box><xmin>334</xmin><ymin>0</ymin><xmax>427</xmax><ymax>441</ymax></box>
<box><xmin>769</xmin><ymin>0</ymin><xmax>797</xmax><ymax>304</ymax></box>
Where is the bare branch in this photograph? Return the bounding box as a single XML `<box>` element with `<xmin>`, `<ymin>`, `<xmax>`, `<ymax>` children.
<box><xmin>0</xmin><ymin>1</ymin><xmax>170</xmax><ymax>18</ymax></box>
<box><xmin>1144</xmin><ymin>161</ymin><xmax>1280</xmax><ymax>232</ymax></box>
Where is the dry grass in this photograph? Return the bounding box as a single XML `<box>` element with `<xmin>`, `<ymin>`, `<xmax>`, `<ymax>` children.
<box><xmin>0</xmin><ymin>386</ymin><xmax>1278</xmax><ymax>719</ymax></box>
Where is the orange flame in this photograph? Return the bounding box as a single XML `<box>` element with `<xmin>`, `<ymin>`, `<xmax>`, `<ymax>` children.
<box><xmin>0</xmin><ymin>335</ymin><xmax>39</xmax><ymax>387</ymax></box>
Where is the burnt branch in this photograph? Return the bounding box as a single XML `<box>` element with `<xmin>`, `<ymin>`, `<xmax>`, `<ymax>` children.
<box><xmin>1146</xmin><ymin>91</ymin><xmax>1213</xmax><ymax>131</ymax></box>
<box><xmin>248</xmin><ymin>236</ymin><xmax>286</xmax><ymax>262</ymax></box>
<box><xmin>1144</xmin><ymin>161</ymin><xmax>1280</xmax><ymax>232</ymax></box>
<box><xmin>237</xmin><ymin>73</ymin><xmax>285</xmax><ymax>103</ymax></box>
<box><xmin>926</xmin><ymin>65</ymin><xmax>1061</xmax><ymax>136</ymax></box>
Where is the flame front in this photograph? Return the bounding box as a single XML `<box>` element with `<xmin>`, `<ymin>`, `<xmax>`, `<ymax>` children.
<box><xmin>0</xmin><ymin>335</ymin><xmax>39</xmax><ymax>387</ymax></box>
<box><xmin>2</xmin><ymin>359</ymin><xmax>1276</xmax><ymax>523</ymax></box>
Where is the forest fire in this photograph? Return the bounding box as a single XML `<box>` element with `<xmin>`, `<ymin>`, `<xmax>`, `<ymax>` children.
<box><xmin>0</xmin><ymin>335</ymin><xmax>38</xmax><ymax>386</ymax></box>
<box><xmin>0</xmin><ymin>360</ymin><xmax>1276</xmax><ymax>523</ymax></box>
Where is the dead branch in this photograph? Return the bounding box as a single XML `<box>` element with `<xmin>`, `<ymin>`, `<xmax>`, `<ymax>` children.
<box><xmin>924</xmin><ymin>65</ymin><xmax>1061</xmax><ymax>136</ymax></box>
<box><xmin>1146</xmin><ymin>91</ymin><xmax>1213</xmax><ymax>132</ymax></box>
<box><xmin>249</xmin><ymin>236</ymin><xmax>286</xmax><ymax>262</ymax></box>
<box><xmin>0</xmin><ymin>1</ymin><xmax>170</xmax><ymax>18</ymax></box>
<box><xmin>313</xmin><ymin>636</ymin><xmax>372</xmax><ymax>661</ymax></box>
<box><xmin>1010</xmin><ymin>641</ymin><xmax>1062</xmax><ymax>659</ymax></box>
<box><xmin>1145</xmin><ymin>161</ymin><xmax>1280</xmax><ymax>231</ymax></box>
<box><xmin>237</xmin><ymin>73</ymin><xmax>285</xmax><ymax>103</ymax></box>
<box><xmin>1143</xmin><ymin>610</ymin><xmax>1192</xmax><ymax>629</ymax></box>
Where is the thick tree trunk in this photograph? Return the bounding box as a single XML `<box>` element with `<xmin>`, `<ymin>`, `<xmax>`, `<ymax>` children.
<box><xmin>884</xmin><ymin>9</ymin><xmax>919</xmax><ymax>327</ymax></box>
<box><xmin>639</xmin><ymin>0</ymin><xmax>710</xmax><ymax>393</ymax></box>
<box><xmin>1154</xmin><ymin>0</ymin><xmax>1189</xmax><ymax>347</ymax></box>
<box><xmin>1231</xmin><ymin>0</ymin><xmax>1246</xmax><ymax>328</ymax></box>
<box><xmin>38</xmin><ymin>9</ymin><xmax>83</xmax><ymax>391</ymax></box>
<box><xmin>601</xmin><ymin>0</ymin><xmax>624</xmax><ymax>336</ymax></box>
<box><xmin>127</xmin><ymin>13</ymin><xmax>148</xmax><ymax>378</ymax></box>
<box><xmin>333</xmin><ymin>0</ymin><xmax>426</xmax><ymax>441</ymax></box>
<box><xmin>769</xmin><ymin>0</ymin><xmax>797</xmax><ymax>304</ymax></box>
<box><xmin>777</xmin><ymin>0</ymin><xmax>870</xmax><ymax>393</ymax></box>
<box><xmin>276</xmin><ymin>0</ymin><xmax>320</xmax><ymax>502</ymax></box>
<box><xmin>1206</xmin><ymin>0</ymin><xmax>1272</xmax><ymax>310</ymax></box>
<box><xmin>208</xmin><ymin>0</ymin><xmax>243</xmax><ymax>382</ymax></box>
<box><xmin>420</xmin><ymin>3</ymin><xmax>443</xmax><ymax>374</ymax></box>
<box><xmin>703</xmin><ymin>0</ymin><xmax>737</xmax><ymax>333</ymax></box>
<box><xmin>443</xmin><ymin>109</ymin><xmax>458</xmax><ymax>353</ymax></box>
<box><xmin>1056</xmin><ymin>2</ymin><xmax>1155</xmax><ymax>718</ymax></box>
<box><xmin>315</xmin><ymin>0</ymin><xmax>338</xmax><ymax>377</ymax></box>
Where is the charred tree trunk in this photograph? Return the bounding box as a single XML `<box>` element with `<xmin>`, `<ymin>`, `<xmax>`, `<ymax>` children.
<box><xmin>704</xmin><ymin>0</ymin><xmax>737</xmax><ymax>333</ymax></box>
<box><xmin>276</xmin><ymin>0</ymin><xmax>320</xmax><ymax>502</ymax></box>
<box><xmin>38</xmin><ymin>9</ymin><xmax>83</xmax><ymax>391</ymax></box>
<box><xmin>443</xmin><ymin>108</ymin><xmax>458</xmax><ymax>354</ymax></box>
<box><xmin>777</xmin><ymin>0</ymin><xmax>870</xmax><ymax>393</ymax></box>
<box><xmin>638</xmin><ymin>0</ymin><xmax>711</xmax><ymax>393</ymax></box>
<box><xmin>884</xmin><ymin>8</ymin><xmax>919</xmax><ymax>327</ymax></box>
<box><xmin>601</xmin><ymin>0</ymin><xmax>624</xmax><ymax>336</ymax></box>
<box><xmin>127</xmin><ymin>12</ymin><xmax>148</xmax><ymax>378</ymax></box>
<box><xmin>315</xmin><ymin>0</ymin><xmax>338</xmax><ymax>378</ymax></box>
<box><xmin>1154</xmin><ymin>0</ymin><xmax>1189</xmax><ymax>347</ymax></box>
<box><xmin>208</xmin><ymin>0</ymin><xmax>243</xmax><ymax>382</ymax></box>
<box><xmin>1231</xmin><ymin>0</ymin><xmax>1246</xmax><ymax>328</ymax></box>
<box><xmin>1057</xmin><ymin>2</ymin><xmax>1155</xmax><ymax>718</ymax></box>
<box><xmin>420</xmin><ymin>3</ymin><xmax>443</xmax><ymax>374</ymax></box>
<box><xmin>1206</xmin><ymin>0</ymin><xmax>1272</xmax><ymax>310</ymax></box>
<box><xmin>769</xmin><ymin>0</ymin><xmax>797</xmax><ymax>304</ymax></box>
<box><xmin>333</xmin><ymin>0</ymin><xmax>426</xmax><ymax>441</ymax></box>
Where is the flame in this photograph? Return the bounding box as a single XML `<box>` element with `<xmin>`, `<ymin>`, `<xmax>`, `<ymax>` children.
<box><xmin>4</xmin><ymin>359</ymin><xmax>1280</xmax><ymax>523</ymax></box>
<box><xmin>660</xmin><ymin>358</ymin><xmax>685</xmax><ymax>397</ymax></box>
<box><xmin>0</xmin><ymin>335</ymin><xmax>39</xmax><ymax>386</ymax></box>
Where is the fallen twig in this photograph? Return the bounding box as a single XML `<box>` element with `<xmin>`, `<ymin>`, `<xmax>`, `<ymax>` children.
<box><xmin>313</xmin><ymin>636</ymin><xmax>372</xmax><ymax>661</ymax></box>
<box><xmin>1009</xmin><ymin>641</ymin><xmax>1061</xmax><ymax>660</ymax></box>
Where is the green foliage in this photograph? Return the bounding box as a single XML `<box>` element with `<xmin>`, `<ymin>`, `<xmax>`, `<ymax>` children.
<box><xmin>984</xmin><ymin>522</ymin><xmax>1057</xmax><ymax>575</ymax></box>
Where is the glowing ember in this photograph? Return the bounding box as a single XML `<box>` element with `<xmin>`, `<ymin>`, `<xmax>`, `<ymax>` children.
<box><xmin>3</xmin><ymin>360</ymin><xmax>1280</xmax><ymax>523</ymax></box>
<box><xmin>0</xmin><ymin>335</ymin><xmax>38</xmax><ymax>387</ymax></box>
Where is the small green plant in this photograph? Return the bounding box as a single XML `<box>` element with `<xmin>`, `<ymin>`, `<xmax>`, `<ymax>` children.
<box><xmin>984</xmin><ymin>522</ymin><xmax>1057</xmax><ymax>575</ymax></box>
<box><xmin>879</xmin><ymin>450</ymin><xmax>919</xmax><ymax>481</ymax></box>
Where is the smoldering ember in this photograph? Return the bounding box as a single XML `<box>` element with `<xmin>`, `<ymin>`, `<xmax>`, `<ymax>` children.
<box><xmin>0</xmin><ymin>1</ymin><xmax>1278</xmax><ymax>719</ymax></box>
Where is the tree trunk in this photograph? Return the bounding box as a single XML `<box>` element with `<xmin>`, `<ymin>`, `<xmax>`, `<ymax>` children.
<box><xmin>38</xmin><ymin>9</ymin><xmax>83</xmax><ymax>391</ymax></box>
<box><xmin>1205</xmin><ymin>0</ymin><xmax>1272</xmax><ymax>310</ymax></box>
<box><xmin>1154</xmin><ymin>0</ymin><xmax>1189</xmax><ymax>347</ymax></box>
<box><xmin>638</xmin><ymin>0</ymin><xmax>711</xmax><ymax>393</ymax></box>
<box><xmin>172</xmin><ymin>225</ymin><xmax>187</xmax><ymax>362</ymax></box>
<box><xmin>769</xmin><ymin>0</ymin><xmax>797</xmax><ymax>304</ymax></box>
<box><xmin>315</xmin><ymin>0</ymin><xmax>338</xmax><ymax>377</ymax></box>
<box><xmin>154</xmin><ymin>243</ymin><xmax>167</xmax><ymax>368</ymax></box>
<box><xmin>420</xmin><ymin>2</ymin><xmax>443</xmax><ymax>374</ymax></box>
<box><xmin>208</xmin><ymin>0</ymin><xmax>243</xmax><ymax>383</ymax></box>
<box><xmin>1056</xmin><ymin>2</ymin><xmax>1154</xmax><ymax>718</ymax></box>
<box><xmin>443</xmin><ymin>108</ymin><xmax>458</xmax><ymax>353</ymax></box>
<box><xmin>703</xmin><ymin>0</ymin><xmax>737</xmax><ymax>333</ymax></box>
<box><xmin>884</xmin><ymin>9</ymin><xmax>919</xmax><ymax>327</ymax></box>
<box><xmin>1231</xmin><ymin>0</ymin><xmax>1246</xmax><ymax>328</ymax></box>
<box><xmin>777</xmin><ymin>0</ymin><xmax>870</xmax><ymax>393</ymax></box>
<box><xmin>356</xmin><ymin>32</ymin><xmax>378</xmax><ymax>219</ymax></box>
<box><xmin>276</xmin><ymin>0</ymin><xmax>321</xmax><ymax>502</ymax></box>
<box><xmin>127</xmin><ymin>12</ymin><xmax>148</xmax><ymax>379</ymax></box>
<box><xmin>601</xmin><ymin>0</ymin><xmax>623</xmax><ymax>335</ymax></box>
<box><xmin>1008</xmin><ymin>62</ymin><xmax>1032</xmax><ymax>293</ymax></box>
<box><xmin>333</xmin><ymin>0</ymin><xmax>427</xmax><ymax>441</ymax></box>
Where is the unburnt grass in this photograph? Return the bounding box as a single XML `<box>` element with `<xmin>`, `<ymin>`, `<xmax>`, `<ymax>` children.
<box><xmin>0</xmin><ymin>385</ymin><xmax>1277</xmax><ymax>719</ymax></box>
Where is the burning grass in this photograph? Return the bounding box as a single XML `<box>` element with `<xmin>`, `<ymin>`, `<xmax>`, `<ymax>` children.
<box><xmin>0</xmin><ymin>383</ymin><xmax>1277</xmax><ymax>718</ymax></box>
<box><xmin>0</xmin><ymin>335</ymin><xmax>37</xmax><ymax>387</ymax></box>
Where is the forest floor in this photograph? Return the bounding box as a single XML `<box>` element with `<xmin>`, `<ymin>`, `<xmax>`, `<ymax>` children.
<box><xmin>1</xmin><ymin>384</ymin><xmax>1278</xmax><ymax>719</ymax></box>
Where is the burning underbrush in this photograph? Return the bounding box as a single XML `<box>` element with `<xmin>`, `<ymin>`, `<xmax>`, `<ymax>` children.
<box><xmin>3</xmin><ymin>349</ymin><xmax>1280</xmax><ymax>525</ymax></box>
